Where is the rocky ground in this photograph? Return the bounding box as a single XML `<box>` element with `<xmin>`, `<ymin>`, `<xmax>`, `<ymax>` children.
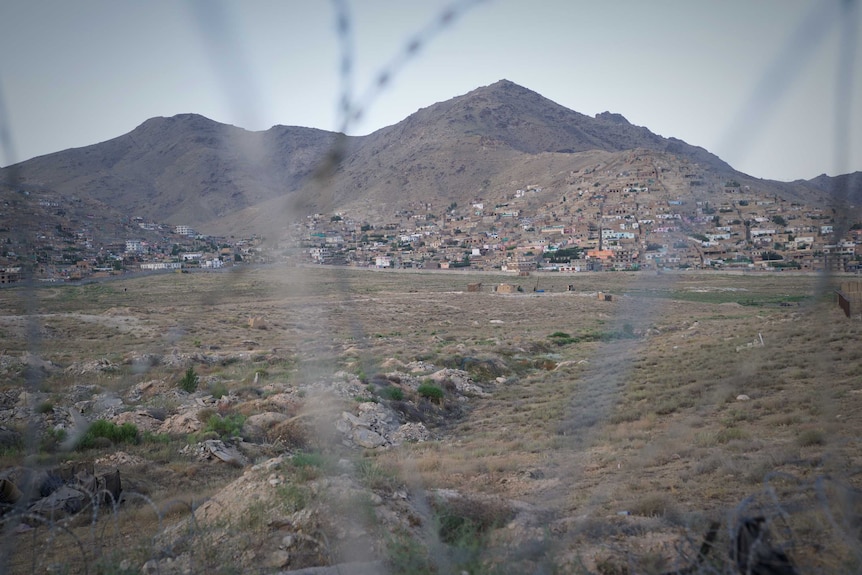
<box><xmin>1</xmin><ymin>344</ymin><xmax>528</xmax><ymax>573</ymax></box>
<box><xmin>1</xmin><ymin>268</ymin><xmax>860</xmax><ymax>574</ymax></box>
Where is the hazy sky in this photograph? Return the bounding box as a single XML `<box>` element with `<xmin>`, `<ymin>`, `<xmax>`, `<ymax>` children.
<box><xmin>1</xmin><ymin>0</ymin><xmax>859</xmax><ymax>182</ymax></box>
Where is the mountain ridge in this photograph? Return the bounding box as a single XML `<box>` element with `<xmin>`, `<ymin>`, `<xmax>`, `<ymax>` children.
<box><xmin>1</xmin><ymin>79</ymin><xmax>850</xmax><ymax>235</ymax></box>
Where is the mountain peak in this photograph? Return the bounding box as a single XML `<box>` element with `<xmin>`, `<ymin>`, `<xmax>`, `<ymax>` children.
<box><xmin>595</xmin><ymin>111</ymin><xmax>631</xmax><ymax>125</ymax></box>
<box><xmin>3</xmin><ymin>80</ymin><xmax>770</xmax><ymax>233</ymax></box>
<box><xmin>486</xmin><ymin>78</ymin><xmax>524</xmax><ymax>90</ymax></box>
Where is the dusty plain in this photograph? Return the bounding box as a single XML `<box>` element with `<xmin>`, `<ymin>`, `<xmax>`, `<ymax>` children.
<box><xmin>1</xmin><ymin>266</ymin><xmax>861</xmax><ymax>574</ymax></box>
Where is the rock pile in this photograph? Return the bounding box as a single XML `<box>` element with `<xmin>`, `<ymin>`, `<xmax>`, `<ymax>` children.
<box><xmin>180</xmin><ymin>439</ymin><xmax>249</xmax><ymax>466</ymax></box>
<box><xmin>0</xmin><ymin>463</ymin><xmax>122</xmax><ymax>524</ymax></box>
<box><xmin>336</xmin><ymin>402</ymin><xmax>431</xmax><ymax>449</ymax></box>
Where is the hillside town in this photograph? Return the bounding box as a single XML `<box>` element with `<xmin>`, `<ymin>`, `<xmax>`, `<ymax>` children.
<box><xmin>0</xmin><ymin>194</ymin><xmax>268</xmax><ymax>284</ymax></box>
<box><xmin>1</xmin><ymin>153</ymin><xmax>860</xmax><ymax>285</ymax></box>
<box><xmin>294</xmin><ymin>153</ymin><xmax>861</xmax><ymax>275</ymax></box>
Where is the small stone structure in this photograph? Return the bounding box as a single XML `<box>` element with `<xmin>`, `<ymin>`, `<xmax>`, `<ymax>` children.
<box><xmin>836</xmin><ymin>281</ymin><xmax>862</xmax><ymax>318</ymax></box>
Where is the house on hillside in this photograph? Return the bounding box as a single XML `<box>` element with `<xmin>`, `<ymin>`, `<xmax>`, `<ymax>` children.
<box><xmin>125</xmin><ymin>240</ymin><xmax>145</xmax><ymax>254</ymax></box>
<box><xmin>0</xmin><ymin>267</ymin><xmax>21</xmax><ymax>284</ymax></box>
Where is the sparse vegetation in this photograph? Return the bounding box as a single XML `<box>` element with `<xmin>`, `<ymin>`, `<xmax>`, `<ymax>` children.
<box><xmin>548</xmin><ymin>331</ymin><xmax>576</xmax><ymax>345</ymax></box>
<box><xmin>797</xmin><ymin>428</ymin><xmax>826</xmax><ymax>447</ymax></box>
<box><xmin>379</xmin><ymin>386</ymin><xmax>405</xmax><ymax>401</ymax></box>
<box><xmin>178</xmin><ymin>365</ymin><xmax>199</xmax><ymax>393</ymax></box>
<box><xmin>417</xmin><ymin>382</ymin><xmax>444</xmax><ymax>402</ymax></box>
<box><xmin>203</xmin><ymin>412</ymin><xmax>246</xmax><ymax>438</ymax></box>
<box><xmin>208</xmin><ymin>380</ymin><xmax>229</xmax><ymax>399</ymax></box>
<box><xmin>77</xmin><ymin>419</ymin><xmax>140</xmax><ymax>450</ymax></box>
<box><xmin>1</xmin><ymin>267</ymin><xmax>858</xmax><ymax>574</ymax></box>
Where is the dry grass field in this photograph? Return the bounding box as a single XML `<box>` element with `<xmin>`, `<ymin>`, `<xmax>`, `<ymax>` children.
<box><xmin>1</xmin><ymin>266</ymin><xmax>861</xmax><ymax>574</ymax></box>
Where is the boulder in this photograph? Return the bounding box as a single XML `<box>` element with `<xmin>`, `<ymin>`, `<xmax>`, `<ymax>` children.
<box><xmin>204</xmin><ymin>440</ymin><xmax>248</xmax><ymax>466</ymax></box>
<box><xmin>0</xmin><ymin>478</ymin><xmax>22</xmax><ymax>505</ymax></box>
<box><xmin>428</xmin><ymin>368</ymin><xmax>488</xmax><ymax>397</ymax></box>
<box><xmin>351</xmin><ymin>428</ymin><xmax>386</xmax><ymax>449</ymax></box>
<box><xmin>158</xmin><ymin>411</ymin><xmax>203</xmax><ymax>435</ymax></box>
<box><xmin>112</xmin><ymin>410</ymin><xmax>163</xmax><ymax>433</ymax></box>
<box><xmin>29</xmin><ymin>485</ymin><xmax>88</xmax><ymax>518</ymax></box>
<box><xmin>125</xmin><ymin>379</ymin><xmax>165</xmax><ymax>401</ymax></box>
<box><xmin>392</xmin><ymin>422</ymin><xmax>430</xmax><ymax>444</ymax></box>
<box><xmin>242</xmin><ymin>412</ymin><xmax>289</xmax><ymax>442</ymax></box>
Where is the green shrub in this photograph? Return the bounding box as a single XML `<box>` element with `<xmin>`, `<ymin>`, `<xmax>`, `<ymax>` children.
<box><xmin>385</xmin><ymin>532</ymin><xmax>435</xmax><ymax>574</ymax></box>
<box><xmin>428</xmin><ymin>497</ymin><xmax>512</xmax><ymax>573</ymax></box>
<box><xmin>204</xmin><ymin>413</ymin><xmax>246</xmax><ymax>438</ymax></box>
<box><xmin>78</xmin><ymin>420</ymin><xmax>139</xmax><ymax>450</ymax></box>
<box><xmin>39</xmin><ymin>428</ymin><xmax>66</xmax><ymax>452</ymax></box>
<box><xmin>797</xmin><ymin>429</ymin><xmax>826</xmax><ymax>447</ymax></box>
<box><xmin>292</xmin><ymin>451</ymin><xmax>325</xmax><ymax>469</ymax></box>
<box><xmin>715</xmin><ymin>427</ymin><xmax>749</xmax><ymax>444</ymax></box>
<box><xmin>208</xmin><ymin>381</ymin><xmax>229</xmax><ymax>399</ymax></box>
<box><xmin>379</xmin><ymin>387</ymin><xmax>404</xmax><ymax>401</ymax></box>
<box><xmin>141</xmin><ymin>431</ymin><xmax>171</xmax><ymax>444</ymax></box>
<box><xmin>277</xmin><ymin>483</ymin><xmax>310</xmax><ymax>513</ymax></box>
<box><xmin>36</xmin><ymin>401</ymin><xmax>54</xmax><ymax>414</ymax></box>
<box><xmin>178</xmin><ymin>366</ymin><xmax>199</xmax><ymax>393</ymax></box>
<box><xmin>548</xmin><ymin>331</ymin><xmax>576</xmax><ymax>345</ymax></box>
<box><xmin>196</xmin><ymin>407</ymin><xmax>216</xmax><ymax>424</ymax></box>
<box><xmin>291</xmin><ymin>451</ymin><xmax>327</xmax><ymax>481</ymax></box>
<box><xmin>356</xmin><ymin>458</ymin><xmax>402</xmax><ymax>492</ymax></box>
<box><xmin>417</xmin><ymin>383</ymin><xmax>444</xmax><ymax>402</ymax></box>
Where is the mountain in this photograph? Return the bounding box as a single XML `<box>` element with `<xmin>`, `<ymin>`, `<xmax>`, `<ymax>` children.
<box><xmin>380</xmin><ymin>79</ymin><xmax>731</xmax><ymax>167</ymax></box>
<box><xmin>282</xmin><ymin>79</ymin><xmax>760</xmax><ymax>222</ymax></box>
<box><xmin>806</xmin><ymin>171</ymin><xmax>862</xmax><ymax>206</ymax></box>
<box><xmin>0</xmin><ymin>80</ymin><xmax>846</xmax><ymax>235</ymax></box>
<box><xmin>3</xmin><ymin>114</ymin><xmax>339</xmax><ymax>226</ymax></box>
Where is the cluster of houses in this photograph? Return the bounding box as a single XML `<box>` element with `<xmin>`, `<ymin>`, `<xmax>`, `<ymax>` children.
<box><xmin>294</xmin><ymin>154</ymin><xmax>861</xmax><ymax>274</ymax></box>
<box><xmin>2</xmin><ymin>151</ymin><xmax>859</xmax><ymax>284</ymax></box>
<box><xmin>0</xmin><ymin>207</ymin><xmax>264</xmax><ymax>283</ymax></box>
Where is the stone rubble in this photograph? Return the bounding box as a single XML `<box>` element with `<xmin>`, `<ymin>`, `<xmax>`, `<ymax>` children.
<box><xmin>0</xmin><ymin>352</ymin><xmax>498</xmax><ymax>573</ymax></box>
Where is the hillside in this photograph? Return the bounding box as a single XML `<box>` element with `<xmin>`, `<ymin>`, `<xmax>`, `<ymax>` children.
<box><xmin>1</xmin><ymin>80</ymin><xmax>841</xmax><ymax>237</ymax></box>
<box><xmin>3</xmin><ymin>114</ymin><xmax>339</xmax><ymax>226</ymax></box>
<box><xmin>806</xmin><ymin>171</ymin><xmax>862</xmax><ymax>205</ymax></box>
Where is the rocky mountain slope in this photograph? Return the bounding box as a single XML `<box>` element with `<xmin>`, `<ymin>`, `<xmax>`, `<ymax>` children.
<box><xmin>3</xmin><ymin>114</ymin><xmax>338</xmax><ymax>227</ymax></box>
<box><xmin>1</xmin><ymin>80</ymin><xmax>845</xmax><ymax>235</ymax></box>
<box><xmin>806</xmin><ymin>171</ymin><xmax>862</xmax><ymax>205</ymax></box>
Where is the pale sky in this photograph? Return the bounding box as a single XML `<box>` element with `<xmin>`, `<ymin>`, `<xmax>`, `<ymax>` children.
<box><xmin>1</xmin><ymin>0</ymin><xmax>859</xmax><ymax>182</ymax></box>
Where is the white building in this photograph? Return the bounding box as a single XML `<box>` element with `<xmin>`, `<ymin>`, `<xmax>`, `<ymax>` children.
<box><xmin>309</xmin><ymin>247</ymin><xmax>330</xmax><ymax>263</ymax></box>
<box><xmin>140</xmin><ymin>262</ymin><xmax>182</xmax><ymax>270</ymax></box>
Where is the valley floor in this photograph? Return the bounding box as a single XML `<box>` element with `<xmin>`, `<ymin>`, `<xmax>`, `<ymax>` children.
<box><xmin>0</xmin><ymin>266</ymin><xmax>860</xmax><ymax>573</ymax></box>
